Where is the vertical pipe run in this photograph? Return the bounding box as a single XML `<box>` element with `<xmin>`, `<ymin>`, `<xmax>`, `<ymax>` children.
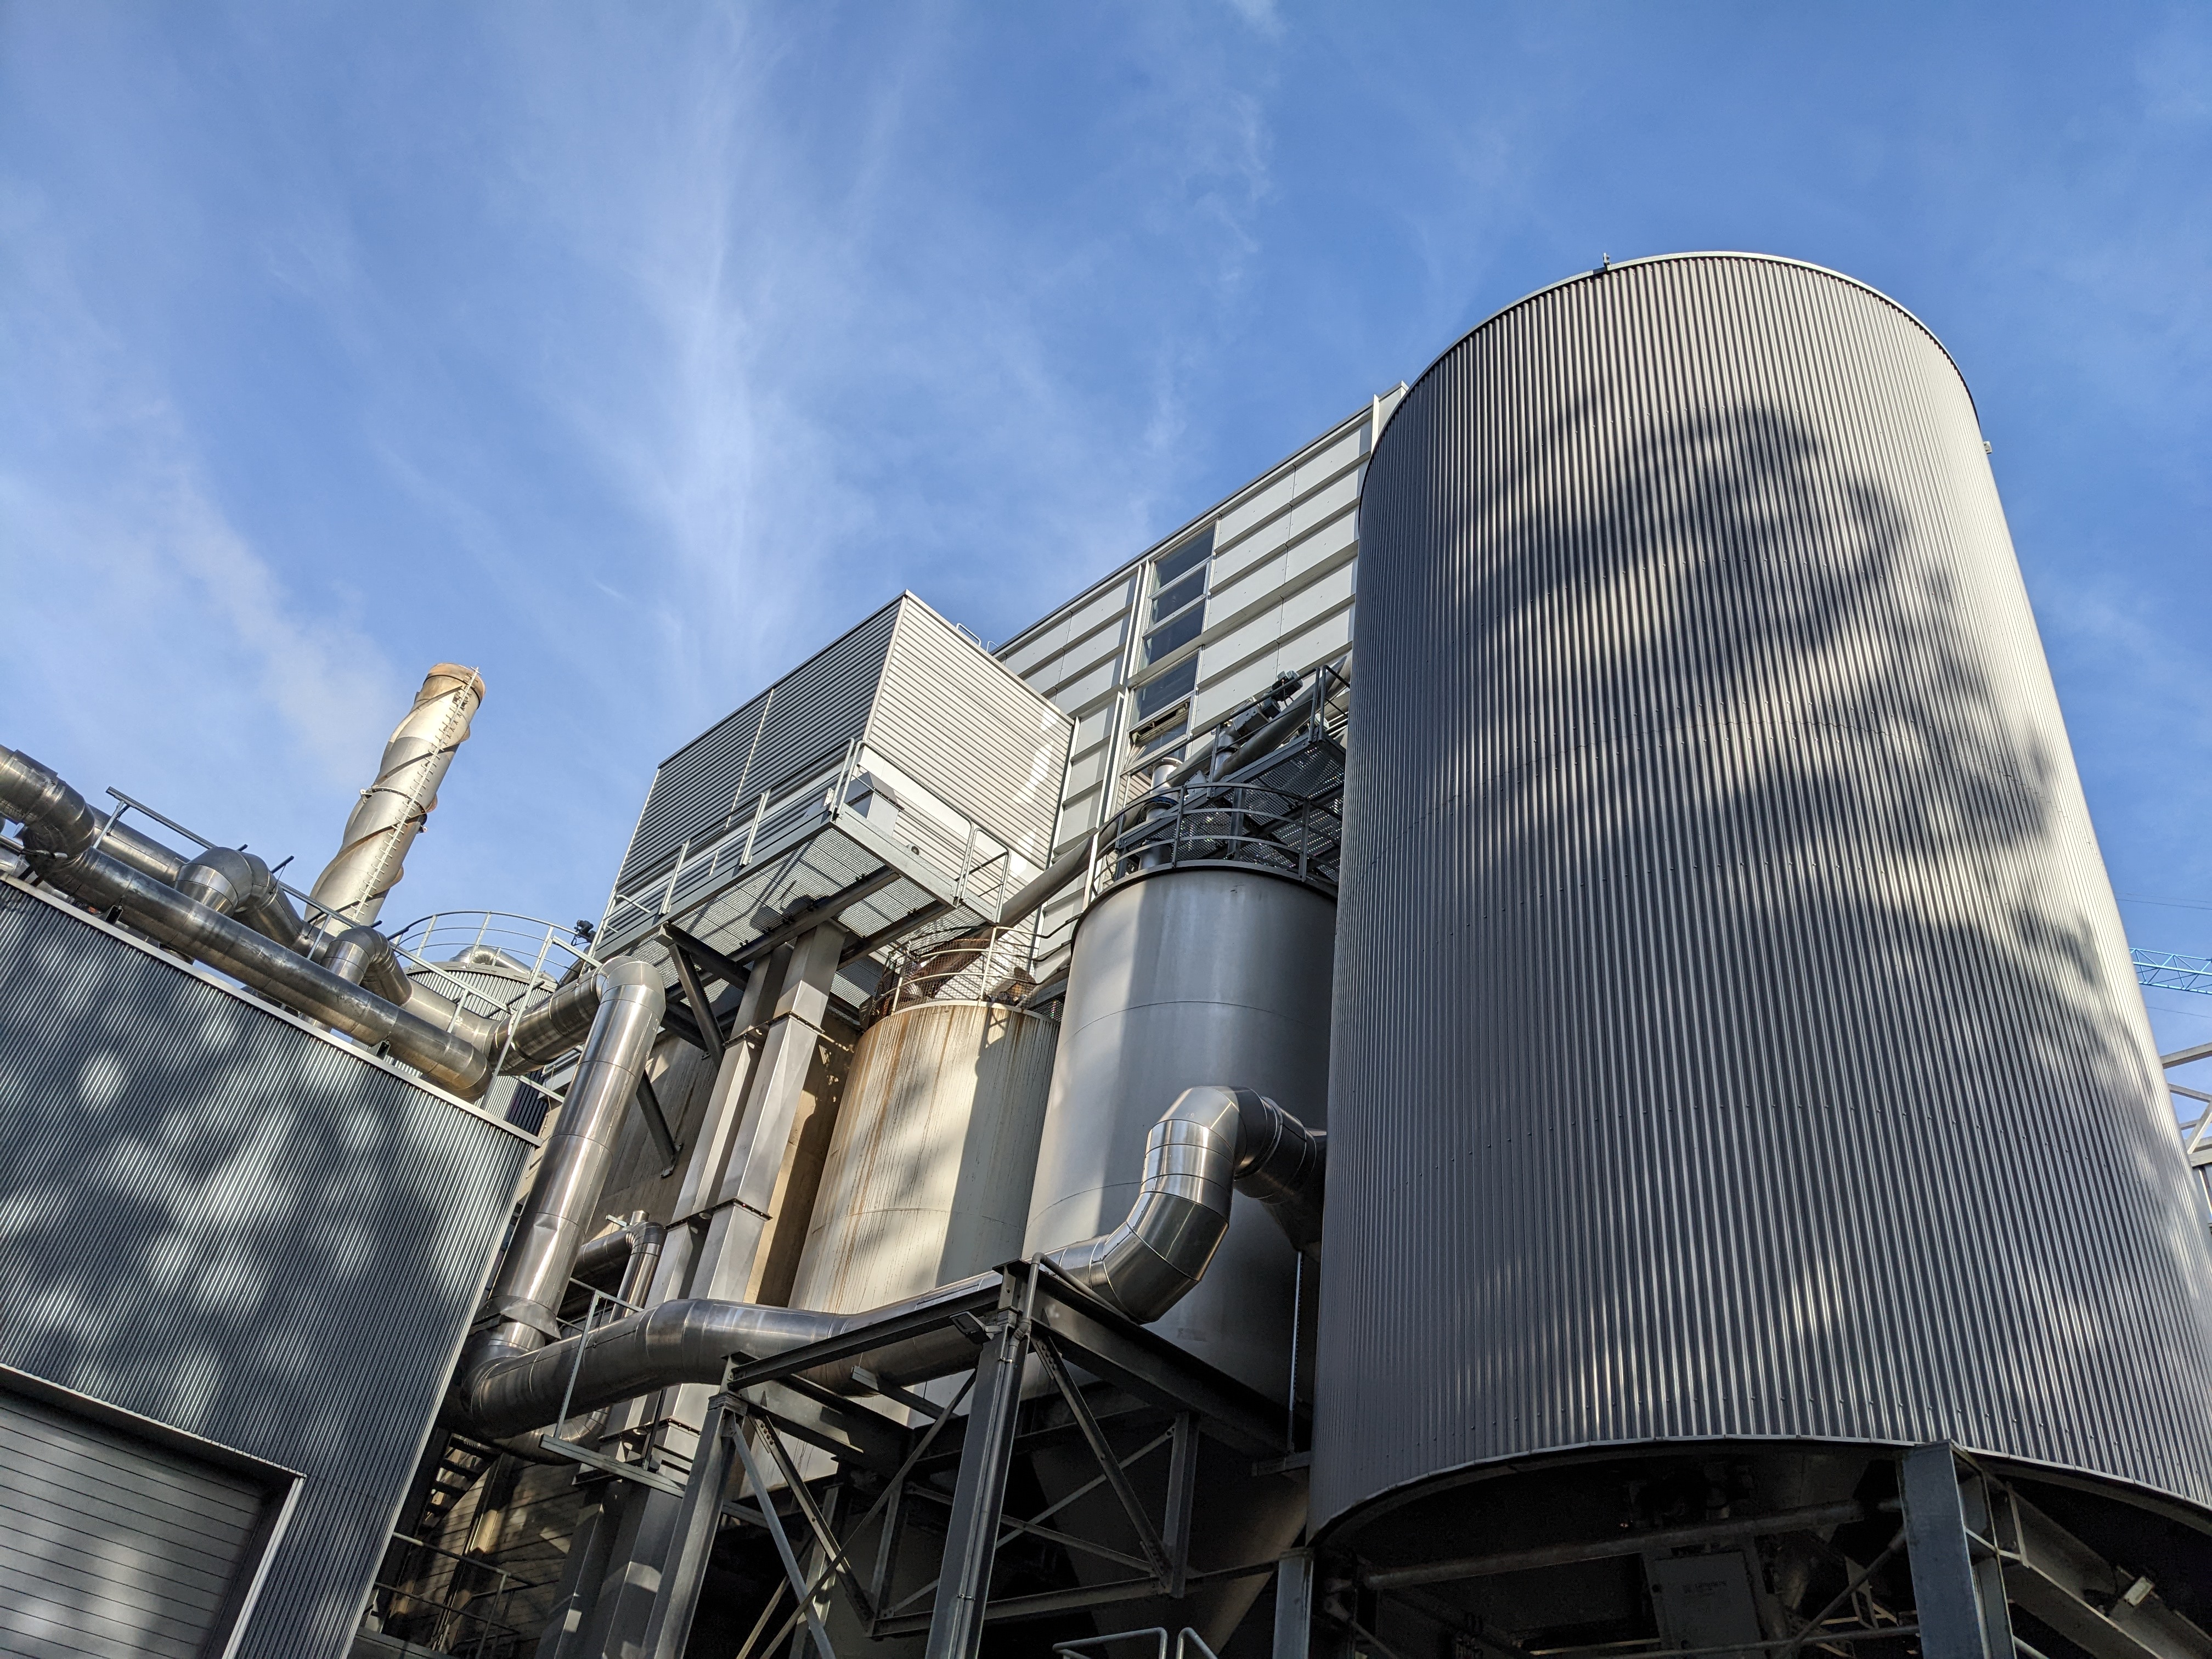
<box><xmin>463</xmin><ymin>958</ymin><xmax>664</xmax><ymax>1393</ymax></box>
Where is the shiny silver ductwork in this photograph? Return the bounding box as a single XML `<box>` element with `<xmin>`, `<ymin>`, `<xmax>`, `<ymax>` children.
<box><xmin>176</xmin><ymin>846</ymin><xmax>309</xmax><ymax>953</ymax></box>
<box><xmin>458</xmin><ymin>958</ymin><xmax>665</xmax><ymax>1391</ymax></box>
<box><xmin>1040</xmin><ymin>1085</ymin><xmax>1323</xmax><ymax>1320</ymax></box>
<box><xmin>460</xmin><ymin>1086</ymin><xmax>1324</xmax><ymax>1438</ymax></box>
<box><xmin>308</xmin><ymin>663</ymin><xmax>486</xmax><ymax>930</ymax></box>
<box><xmin>0</xmin><ymin>743</ymin><xmax>595</xmax><ymax>1101</ymax></box>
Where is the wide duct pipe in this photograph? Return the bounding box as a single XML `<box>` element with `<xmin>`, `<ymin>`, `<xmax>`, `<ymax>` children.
<box><xmin>461</xmin><ymin>1086</ymin><xmax>1323</xmax><ymax>1438</ymax></box>
<box><xmin>176</xmin><ymin>846</ymin><xmax>309</xmax><ymax>954</ymax></box>
<box><xmin>309</xmin><ymin>663</ymin><xmax>485</xmax><ymax>929</ymax></box>
<box><xmin>1</xmin><ymin>743</ymin><xmax>520</xmax><ymax>1098</ymax></box>
<box><xmin>458</xmin><ymin>957</ymin><xmax>665</xmax><ymax>1395</ymax></box>
<box><xmin>89</xmin><ymin>812</ymin><xmax>190</xmax><ymax>887</ymax></box>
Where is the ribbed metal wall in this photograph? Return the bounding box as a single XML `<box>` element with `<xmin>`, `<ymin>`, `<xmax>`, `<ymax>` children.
<box><xmin>1313</xmin><ymin>254</ymin><xmax>2212</xmax><ymax>1534</ymax></box>
<box><xmin>0</xmin><ymin>879</ymin><xmax>531</xmax><ymax>1657</ymax></box>
<box><xmin>869</xmin><ymin>601</ymin><xmax>1071</xmax><ymax>867</ymax></box>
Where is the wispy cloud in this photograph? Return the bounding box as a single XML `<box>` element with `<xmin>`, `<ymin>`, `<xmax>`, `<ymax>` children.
<box><xmin>0</xmin><ymin>179</ymin><xmax>401</xmax><ymax>850</ymax></box>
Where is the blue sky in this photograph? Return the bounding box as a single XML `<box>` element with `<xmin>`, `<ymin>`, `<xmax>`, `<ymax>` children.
<box><xmin>5</xmin><ymin>3</ymin><xmax>2212</xmax><ymax>1055</ymax></box>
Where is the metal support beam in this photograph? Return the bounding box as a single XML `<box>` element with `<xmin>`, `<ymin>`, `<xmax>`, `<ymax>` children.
<box><xmin>1901</xmin><ymin>1442</ymin><xmax>2012</xmax><ymax>1659</ymax></box>
<box><xmin>1031</xmin><ymin>1334</ymin><xmax>1173</xmax><ymax>1587</ymax></box>
<box><xmin>640</xmin><ymin>1393</ymin><xmax>748</xmax><ymax>1659</ymax></box>
<box><xmin>735</xmin><ymin>868</ymin><xmax>902</xmax><ymax>970</ymax></box>
<box><xmin>662</xmin><ymin>930</ymin><xmax>725</xmax><ymax>1065</ymax></box>
<box><xmin>729</xmin><ymin>1404</ymin><xmax>838</xmax><ymax>1659</ymax></box>
<box><xmin>634</xmin><ymin>1071</ymin><xmax>681</xmax><ymax>1177</ymax></box>
<box><xmin>923</xmin><ymin>1308</ymin><xmax>1031</xmax><ymax>1659</ymax></box>
<box><xmin>663</xmin><ymin>921</ymin><xmax>753</xmax><ymax>995</ymax></box>
<box><xmin>1273</xmin><ymin>1548</ymin><xmax>1315</xmax><ymax>1659</ymax></box>
<box><xmin>1163</xmin><ymin>1413</ymin><xmax>1198</xmax><ymax>1599</ymax></box>
<box><xmin>1363</xmin><ymin>1500</ymin><xmax>1869</xmax><ymax>1591</ymax></box>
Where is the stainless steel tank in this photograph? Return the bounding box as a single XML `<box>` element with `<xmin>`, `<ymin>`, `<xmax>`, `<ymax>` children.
<box><xmin>788</xmin><ymin>1000</ymin><xmax>1058</xmax><ymax>1314</ymax></box>
<box><xmin>1023</xmin><ymin>864</ymin><xmax>1334</xmax><ymax>1400</ymax></box>
<box><xmin>1317</xmin><ymin>251</ymin><xmax>2212</xmax><ymax>1565</ymax></box>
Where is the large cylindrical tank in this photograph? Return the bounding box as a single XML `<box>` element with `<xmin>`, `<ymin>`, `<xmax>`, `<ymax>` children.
<box><xmin>788</xmin><ymin>1000</ymin><xmax>1058</xmax><ymax>1314</ymax></box>
<box><xmin>1023</xmin><ymin>864</ymin><xmax>1333</xmax><ymax>1399</ymax></box>
<box><xmin>1316</xmin><ymin>252</ymin><xmax>2212</xmax><ymax>1548</ymax></box>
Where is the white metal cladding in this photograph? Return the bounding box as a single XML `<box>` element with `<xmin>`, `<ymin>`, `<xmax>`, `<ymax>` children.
<box><xmin>867</xmin><ymin>601</ymin><xmax>1069</xmax><ymax>867</ymax></box>
<box><xmin>995</xmin><ymin>393</ymin><xmax>1400</xmax><ymax>972</ymax></box>
<box><xmin>0</xmin><ymin>879</ymin><xmax>532</xmax><ymax>1659</ymax></box>
<box><xmin>1314</xmin><ymin>253</ymin><xmax>2212</xmax><ymax>1534</ymax></box>
<box><xmin>0</xmin><ymin>1385</ymin><xmax>276</xmax><ymax>1659</ymax></box>
<box><xmin>600</xmin><ymin>595</ymin><xmax>1070</xmax><ymax>965</ymax></box>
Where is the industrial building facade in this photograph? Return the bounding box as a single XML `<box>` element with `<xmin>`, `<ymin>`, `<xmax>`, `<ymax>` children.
<box><xmin>3</xmin><ymin>253</ymin><xmax>2211</xmax><ymax>1659</ymax></box>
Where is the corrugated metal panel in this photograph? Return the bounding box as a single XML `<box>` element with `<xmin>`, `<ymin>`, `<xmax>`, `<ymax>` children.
<box><xmin>614</xmin><ymin>600</ymin><xmax>900</xmax><ymax>891</ymax></box>
<box><xmin>1315</xmin><ymin>254</ymin><xmax>2212</xmax><ymax>1533</ymax></box>
<box><xmin>0</xmin><ymin>882</ymin><xmax>531</xmax><ymax>1658</ymax></box>
<box><xmin>867</xmin><ymin>599</ymin><xmax>1073</xmax><ymax>867</ymax></box>
<box><xmin>0</xmin><ymin>1387</ymin><xmax>269</xmax><ymax>1658</ymax></box>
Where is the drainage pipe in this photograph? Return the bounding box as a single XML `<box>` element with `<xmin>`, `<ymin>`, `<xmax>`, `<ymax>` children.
<box><xmin>458</xmin><ymin>958</ymin><xmax>664</xmax><ymax>1387</ymax></box>
<box><xmin>461</xmin><ymin>1086</ymin><xmax>1324</xmax><ymax>1438</ymax></box>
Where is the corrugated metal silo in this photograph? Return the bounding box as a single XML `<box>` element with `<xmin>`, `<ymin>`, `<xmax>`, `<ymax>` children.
<box><xmin>1316</xmin><ymin>255</ymin><xmax>2212</xmax><ymax>1594</ymax></box>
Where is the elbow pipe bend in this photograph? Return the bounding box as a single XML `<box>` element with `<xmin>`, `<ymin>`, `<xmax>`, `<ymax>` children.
<box><xmin>178</xmin><ymin>847</ymin><xmax>309</xmax><ymax>955</ymax></box>
<box><xmin>1041</xmin><ymin>1085</ymin><xmax>1324</xmax><ymax>1323</ymax></box>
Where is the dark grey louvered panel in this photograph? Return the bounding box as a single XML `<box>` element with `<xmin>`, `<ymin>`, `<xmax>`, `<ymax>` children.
<box><xmin>0</xmin><ymin>1390</ymin><xmax>267</xmax><ymax>1659</ymax></box>
<box><xmin>0</xmin><ymin>883</ymin><xmax>531</xmax><ymax>1658</ymax></box>
<box><xmin>614</xmin><ymin>600</ymin><xmax>901</xmax><ymax>891</ymax></box>
<box><xmin>1314</xmin><ymin>254</ymin><xmax>2212</xmax><ymax>1534</ymax></box>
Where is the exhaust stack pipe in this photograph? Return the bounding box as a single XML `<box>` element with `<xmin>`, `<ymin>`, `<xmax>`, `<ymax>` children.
<box><xmin>309</xmin><ymin>664</ymin><xmax>485</xmax><ymax>930</ymax></box>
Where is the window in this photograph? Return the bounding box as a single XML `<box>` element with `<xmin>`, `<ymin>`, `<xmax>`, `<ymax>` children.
<box><xmin>1141</xmin><ymin>527</ymin><xmax>1213</xmax><ymax>667</ymax></box>
<box><xmin>1132</xmin><ymin>658</ymin><xmax>1197</xmax><ymax>724</ymax></box>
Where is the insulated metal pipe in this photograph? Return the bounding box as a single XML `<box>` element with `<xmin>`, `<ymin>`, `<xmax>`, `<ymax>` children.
<box><xmin>309</xmin><ymin>663</ymin><xmax>486</xmax><ymax>928</ymax></box>
<box><xmin>502</xmin><ymin>970</ymin><xmax>605</xmax><ymax>1073</ymax></box>
<box><xmin>89</xmin><ymin>812</ymin><xmax>189</xmax><ymax>886</ymax></box>
<box><xmin>177</xmin><ymin>847</ymin><xmax>309</xmax><ymax>953</ymax></box>
<box><xmin>53</xmin><ymin>846</ymin><xmax>493</xmax><ymax>1098</ymax></box>
<box><xmin>461</xmin><ymin>958</ymin><xmax>664</xmax><ymax>1385</ymax></box>
<box><xmin>1</xmin><ymin>742</ymin><xmax>498</xmax><ymax>1098</ymax></box>
<box><xmin>1041</xmin><ymin>1086</ymin><xmax>1324</xmax><ymax>1319</ymax></box>
<box><xmin>462</xmin><ymin>1087</ymin><xmax>1325</xmax><ymax>1436</ymax></box>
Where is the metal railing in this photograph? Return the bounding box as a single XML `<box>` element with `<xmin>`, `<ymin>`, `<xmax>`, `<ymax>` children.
<box><xmin>596</xmin><ymin>738</ymin><xmax>1028</xmax><ymax>955</ymax></box>
<box><xmin>385</xmin><ymin>911</ymin><xmax>600</xmax><ymax>1019</ymax></box>
<box><xmin>362</xmin><ymin>1533</ymin><xmax>544</xmax><ymax>1659</ymax></box>
<box><xmin>1053</xmin><ymin>1628</ymin><xmax>1221</xmax><ymax>1659</ymax></box>
<box><xmin>861</xmin><ymin>919</ymin><xmax>1040</xmax><ymax>1023</ymax></box>
<box><xmin>1091</xmin><ymin>778</ymin><xmax>1344</xmax><ymax>900</ymax></box>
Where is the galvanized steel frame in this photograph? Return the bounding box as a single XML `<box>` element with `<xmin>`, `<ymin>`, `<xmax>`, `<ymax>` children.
<box><xmin>636</xmin><ymin>1263</ymin><xmax>1293</xmax><ymax>1659</ymax></box>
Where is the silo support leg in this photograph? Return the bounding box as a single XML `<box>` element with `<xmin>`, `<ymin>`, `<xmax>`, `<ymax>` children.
<box><xmin>922</xmin><ymin>1310</ymin><xmax>1031</xmax><ymax>1659</ymax></box>
<box><xmin>639</xmin><ymin>1393</ymin><xmax>749</xmax><ymax>1659</ymax></box>
<box><xmin>1901</xmin><ymin>1442</ymin><xmax>2013</xmax><ymax>1659</ymax></box>
<box><xmin>1273</xmin><ymin>1548</ymin><xmax>1316</xmax><ymax>1659</ymax></box>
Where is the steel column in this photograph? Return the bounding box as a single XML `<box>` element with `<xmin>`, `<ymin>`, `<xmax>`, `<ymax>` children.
<box><xmin>1901</xmin><ymin>1442</ymin><xmax>2012</xmax><ymax>1659</ymax></box>
<box><xmin>1272</xmin><ymin>1548</ymin><xmax>1314</xmax><ymax>1659</ymax></box>
<box><xmin>922</xmin><ymin>1308</ymin><xmax>1032</xmax><ymax>1659</ymax></box>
